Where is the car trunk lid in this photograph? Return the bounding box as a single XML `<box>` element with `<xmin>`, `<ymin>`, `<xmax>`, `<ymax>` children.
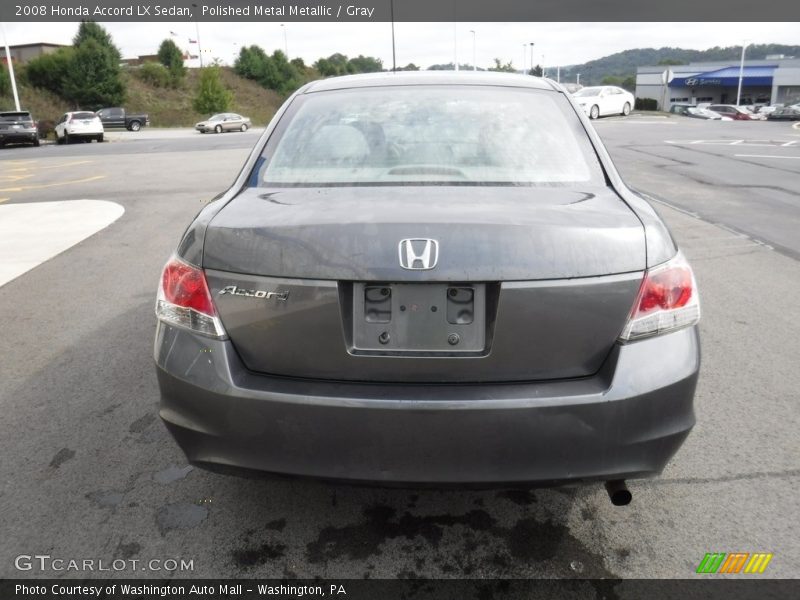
<box><xmin>202</xmin><ymin>186</ymin><xmax>645</xmax><ymax>382</ymax></box>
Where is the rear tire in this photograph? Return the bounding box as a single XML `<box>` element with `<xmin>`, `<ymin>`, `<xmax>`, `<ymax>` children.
<box><xmin>622</xmin><ymin>102</ymin><xmax>631</xmax><ymax>116</ymax></box>
<box><xmin>33</xmin><ymin>138</ymin><xmax>40</xmax><ymax>147</ymax></box>
<box><xmin>240</xmin><ymin>124</ymin><xmax>248</xmax><ymax>132</ymax></box>
<box><xmin>97</xmin><ymin>134</ymin><xmax>104</xmax><ymax>143</ymax></box>
<box><xmin>590</xmin><ymin>105</ymin><xmax>600</xmax><ymax>120</ymax></box>
<box><xmin>128</xmin><ymin>120</ymin><xmax>141</xmax><ymax>132</ymax></box>
<box><xmin>215</xmin><ymin>125</ymin><xmax>223</xmax><ymax>134</ymax></box>
<box><xmin>64</xmin><ymin>132</ymin><xmax>70</xmax><ymax>144</ymax></box>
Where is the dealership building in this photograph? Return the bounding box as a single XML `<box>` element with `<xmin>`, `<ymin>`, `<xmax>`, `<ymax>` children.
<box><xmin>635</xmin><ymin>57</ymin><xmax>800</xmax><ymax>109</ymax></box>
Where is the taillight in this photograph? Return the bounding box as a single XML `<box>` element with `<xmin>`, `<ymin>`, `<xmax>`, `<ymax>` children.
<box><xmin>155</xmin><ymin>255</ymin><xmax>226</xmax><ymax>338</ymax></box>
<box><xmin>619</xmin><ymin>252</ymin><xmax>700</xmax><ymax>342</ymax></box>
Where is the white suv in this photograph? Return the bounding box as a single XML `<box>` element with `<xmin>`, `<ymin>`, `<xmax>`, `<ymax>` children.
<box><xmin>54</xmin><ymin>111</ymin><xmax>105</xmax><ymax>144</ymax></box>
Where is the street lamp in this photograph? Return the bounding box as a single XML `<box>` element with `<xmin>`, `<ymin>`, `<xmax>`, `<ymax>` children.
<box><xmin>577</xmin><ymin>73</ymin><xmax>580</xmax><ymax>85</ymax></box>
<box><xmin>736</xmin><ymin>40</ymin><xmax>750</xmax><ymax>106</ymax></box>
<box><xmin>191</xmin><ymin>3</ymin><xmax>203</xmax><ymax>67</ymax></box>
<box><xmin>469</xmin><ymin>30</ymin><xmax>476</xmax><ymax>71</ymax></box>
<box><xmin>522</xmin><ymin>43</ymin><xmax>527</xmax><ymax>75</ymax></box>
<box><xmin>529</xmin><ymin>42</ymin><xmax>534</xmax><ymax>76</ymax></box>
<box><xmin>280</xmin><ymin>24</ymin><xmax>288</xmax><ymax>57</ymax></box>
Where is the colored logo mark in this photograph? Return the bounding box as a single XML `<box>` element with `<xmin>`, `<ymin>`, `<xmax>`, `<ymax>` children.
<box><xmin>696</xmin><ymin>552</ymin><xmax>773</xmax><ymax>574</ymax></box>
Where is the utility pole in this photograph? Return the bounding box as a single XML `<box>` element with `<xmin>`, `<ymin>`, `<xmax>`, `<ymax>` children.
<box><xmin>1</xmin><ymin>22</ymin><xmax>20</xmax><ymax>111</ymax></box>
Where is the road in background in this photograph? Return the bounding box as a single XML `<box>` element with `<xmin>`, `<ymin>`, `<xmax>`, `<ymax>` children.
<box><xmin>0</xmin><ymin>118</ymin><xmax>798</xmax><ymax>579</ymax></box>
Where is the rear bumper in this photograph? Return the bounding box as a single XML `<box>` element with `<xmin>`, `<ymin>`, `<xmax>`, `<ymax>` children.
<box><xmin>155</xmin><ymin>324</ymin><xmax>699</xmax><ymax>484</ymax></box>
<box><xmin>0</xmin><ymin>130</ymin><xmax>37</xmax><ymax>144</ymax></box>
<box><xmin>65</xmin><ymin>127</ymin><xmax>103</xmax><ymax>137</ymax></box>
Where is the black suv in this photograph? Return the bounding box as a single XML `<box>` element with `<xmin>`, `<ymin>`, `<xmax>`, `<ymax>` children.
<box><xmin>0</xmin><ymin>111</ymin><xmax>40</xmax><ymax>147</ymax></box>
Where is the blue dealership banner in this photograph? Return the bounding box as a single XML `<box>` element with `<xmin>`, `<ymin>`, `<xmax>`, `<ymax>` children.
<box><xmin>2</xmin><ymin>0</ymin><xmax>800</xmax><ymax>22</ymax></box>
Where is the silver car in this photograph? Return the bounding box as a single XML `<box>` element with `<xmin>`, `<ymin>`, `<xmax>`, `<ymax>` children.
<box><xmin>156</xmin><ymin>73</ymin><xmax>700</xmax><ymax>503</ymax></box>
<box><xmin>195</xmin><ymin>113</ymin><xmax>252</xmax><ymax>133</ymax></box>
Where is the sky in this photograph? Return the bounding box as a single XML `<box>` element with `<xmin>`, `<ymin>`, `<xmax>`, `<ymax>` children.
<box><xmin>3</xmin><ymin>22</ymin><xmax>800</xmax><ymax>71</ymax></box>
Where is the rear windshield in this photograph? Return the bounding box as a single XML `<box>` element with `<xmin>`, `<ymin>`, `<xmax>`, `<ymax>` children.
<box><xmin>0</xmin><ymin>112</ymin><xmax>32</xmax><ymax>122</ymax></box>
<box><xmin>573</xmin><ymin>87</ymin><xmax>603</xmax><ymax>97</ymax></box>
<box><xmin>255</xmin><ymin>85</ymin><xmax>605</xmax><ymax>187</ymax></box>
<box><xmin>73</xmin><ymin>112</ymin><xmax>97</xmax><ymax>119</ymax></box>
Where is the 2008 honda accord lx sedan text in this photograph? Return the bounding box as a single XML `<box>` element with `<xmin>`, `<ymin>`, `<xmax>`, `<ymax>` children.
<box><xmin>154</xmin><ymin>72</ymin><xmax>700</xmax><ymax>503</ymax></box>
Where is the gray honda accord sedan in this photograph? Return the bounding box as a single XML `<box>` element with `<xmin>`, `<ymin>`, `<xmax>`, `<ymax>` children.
<box><xmin>155</xmin><ymin>72</ymin><xmax>700</xmax><ymax>502</ymax></box>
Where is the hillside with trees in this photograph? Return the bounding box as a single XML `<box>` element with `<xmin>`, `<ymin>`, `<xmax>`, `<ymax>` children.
<box><xmin>6</xmin><ymin>31</ymin><xmax>800</xmax><ymax>126</ymax></box>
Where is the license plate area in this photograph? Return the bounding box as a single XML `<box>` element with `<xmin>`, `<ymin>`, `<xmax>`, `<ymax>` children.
<box><xmin>352</xmin><ymin>283</ymin><xmax>486</xmax><ymax>354</ymax></box>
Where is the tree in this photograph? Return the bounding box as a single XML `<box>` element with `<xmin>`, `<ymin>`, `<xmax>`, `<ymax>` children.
<box><xmin>622</xmin><ymin>75</ymin><xmax>636</xmax><ymax>91</ymax></box>
<box><xmin>235</xmin><ymin>46</ymin><xmax>309</xmax><ymax>96</ymax></box>
<box><xmin>137</xmin><ymin>61</ymin><xmax>171</xmax><ymax>88</ymax></box>
<box><xmin>73</xmin><ymin>21</ymin><xmax>121</xmax><ymax>62</ymax></box>
<box><xmin>193</xmin><ymin>65</ymin><xmax>232</xmax><ymax>114</ymax></box>
<box><xmin>427</xmin><ymin>62</ymin><xmax>474</xmax><ymax>71</ymax></box>
<box><xmin>313</xmin><ymin>53</ymin><xmax>384</xmax><ymax>77</ymax></box>
<box><xmin>314</xmin><ymin>53</ymin><xmax>350</xmax><ymax>76</ymax></box>
<box><xmin>601</xmin><ymin>75</ymin><xmax>624</xmax><ymax>86</ymax></box>
<box><xmin>530</xmin><ymin>64</ymin><xmax>543</xmax><ymax>77</ymax></box>
<box><xmin>488</xmin><ymin>58</ymin><xmax>516</xmax><ymax>73</ymax></box>
<box><xmin>234</xmin><ymin>45</ymin><xmax>269</xmax><ymax>80</ymax></box>
<box><xmin>17</xmin><ymin>22</ymin><xmax>124</xmax><ymax>106</ymax></box>
<box><xmin>23</xmin><ymin>48</ymin><xmax>74</xmax><ymax>93</ymax></box>
<box><xmin>348</xmin><ymin>55</ymin><xmax>383</xmax><ymax>73</ymax></box>
<box><xmin>0</xmin><ymin>65</ymin><xmax>9</xmax><ymax>96</ymax></box>
<box><xmin>397</xmin><ymin>63</ymin><xmax>420</xmax><ymax>71</ymax></box>
<box><xmin>63</xmin><ymin>37</ymin><xmax>125</xmax><ymax>108</ymax></box>
<box><xmin>157</xmin><ymin>39</ymin><xmax>187</xmax><ymax>86</ymax></box>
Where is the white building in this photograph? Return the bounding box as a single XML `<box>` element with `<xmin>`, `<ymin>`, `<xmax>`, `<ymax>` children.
<box><xmin>635</xmin><ymin>58</ymin><xmax>800</xmax><ymax>109</ymax></box>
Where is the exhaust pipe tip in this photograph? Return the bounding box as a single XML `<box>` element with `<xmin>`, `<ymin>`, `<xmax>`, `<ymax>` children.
<box><xmin>605</xmin><ymin>480</ymin><xmax>632</xmax><ymax>506</ymax></box>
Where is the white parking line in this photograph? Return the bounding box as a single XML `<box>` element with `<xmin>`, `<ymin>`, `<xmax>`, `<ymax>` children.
<box><xmin>0</xmin><ymin>200</ymin><xmax>124</xmax><ymax>287</ymax></box>
<box><xmin>665</xmin><ymin>139</ymin><xmax>796</xmax><ymax>147</ymax></box>
<box><xmin>734</xmin><ymin>154</ymin><xmax>800</xmax><ymax>160</ymax></box>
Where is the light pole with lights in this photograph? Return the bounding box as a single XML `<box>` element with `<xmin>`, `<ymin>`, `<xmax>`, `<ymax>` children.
<box><xmin>736</xmin><ymin>40</ymin><xmax>750</xmax><ymax>106</ymax></box>
<box><xmin>280</xmin><ymin>24</ymin><xmax>288</xmax><ymax>56</ymax></box>
<box><xmin>469</xmin><ymin>30</ymin><xmax>476</xmax><ymax>71</ymax></box>
<box><xmin>1</xmin><ymin>22</ymin><xmax>20</xmax><ymax>111</ymax></box>
<box><xmin>529</xmin><ymin>42</ymin><xmax>534</xmax><ymax>76</ymax></box>
<box><xmin>522</xmin><ymin>44</ymin><xmax>527</xmax><ymax>75</ymax></box>
<box><xmin>191</xmin><ymin>3</ymin><xmax>203</xmax><ymax>67</ymax></box>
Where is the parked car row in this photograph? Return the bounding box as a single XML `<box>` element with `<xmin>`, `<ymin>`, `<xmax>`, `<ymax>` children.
<box><xmin>765</xmin><ymin>104</ymin><xmax>800</xmax><ymax>120</ymax></box>
<box><xmin>670</xmin><ymin>102</ymin><xmax>800</xmax><ymax>122</ymax></box>
<box><xmin>0</xmin><ymin>106</ymin><xmax>151</xmax><ymax>148</ymax></box>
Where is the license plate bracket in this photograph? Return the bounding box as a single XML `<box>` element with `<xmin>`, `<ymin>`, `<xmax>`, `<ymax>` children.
<box><xmin>352</xmin><ymin>282</ymin><xmax>486</xmax><ymax>354</ymax></box>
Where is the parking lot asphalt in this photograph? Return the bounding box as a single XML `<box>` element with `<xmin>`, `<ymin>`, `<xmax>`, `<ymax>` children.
<box><xmin>0</xmin><ymin>116</ymin><xmax>798</xmax><ymax>579</ymax></box>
